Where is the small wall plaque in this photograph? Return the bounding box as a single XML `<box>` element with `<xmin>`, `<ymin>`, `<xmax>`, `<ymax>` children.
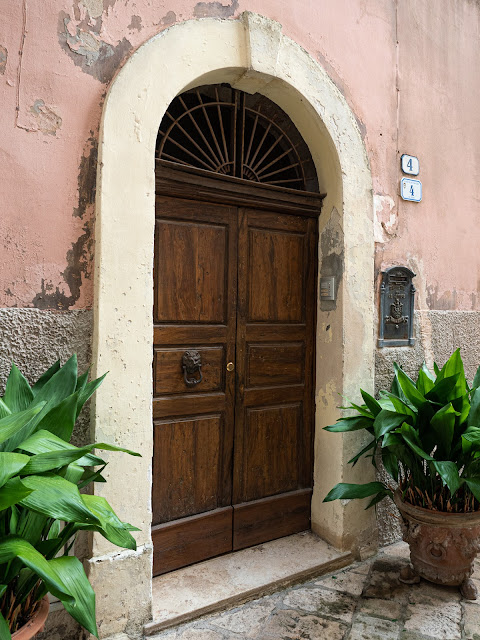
<box><xmin>378</xmin><ymin>266</ymin><xmax>416</xmax><ymax>347</ymax></box>
<box><xmin>401</xmin><ymin>177</ymin><xmax>422</xmax><ymax>202</ymax></box>
<box><xmin>401</xmin><ymin>154</ymin><xmax>419</xmax><ymax>176</ymax></box>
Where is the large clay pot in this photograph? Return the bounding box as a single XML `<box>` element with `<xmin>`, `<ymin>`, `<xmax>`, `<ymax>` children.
<box><xmin>11</xmin><ymin>596</ymin><xmax>49</xmax><ymax>640</ymax></box>
<box><xmin>394</xmin><ymin>491</ymin><xmax>480</xmax><ymax>599</ymax></box>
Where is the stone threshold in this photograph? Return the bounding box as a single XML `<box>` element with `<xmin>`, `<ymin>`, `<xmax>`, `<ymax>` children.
<box><xmin>144</xmin><ymin>531</ymin><xmax>353</xmax><ymax>636</ymax></box>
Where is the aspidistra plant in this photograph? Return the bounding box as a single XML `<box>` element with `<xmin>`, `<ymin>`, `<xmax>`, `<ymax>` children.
<box><xmin>0</xmin><ymin>355</ymin><xmax>140</xmax><ymax>638</ymax></box>
<box><xmin>323</xmin><ymin>350</ymin><xmax>480</xmax><ymax>514</ymax></box>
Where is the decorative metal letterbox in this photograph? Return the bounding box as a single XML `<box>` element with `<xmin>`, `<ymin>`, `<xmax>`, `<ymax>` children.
<box><xmin>378</xmin><ymin>266</ymin><xmax>416</xmax><ymax>347</ymax></box>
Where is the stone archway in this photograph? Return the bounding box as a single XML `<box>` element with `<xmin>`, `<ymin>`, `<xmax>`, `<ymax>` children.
<box><xmin>90</xmin><ymin>12</ymin><xmax>375</xmax><ymax>638</ymax></box>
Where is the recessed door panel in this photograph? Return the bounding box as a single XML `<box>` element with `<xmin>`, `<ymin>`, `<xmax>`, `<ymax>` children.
<box><xmin>152</xmin><ymin>415</ymin><xmax>224</xmax><ymax>523</ymax></box>
<box><xmin>154</xmin><ymin>219</ymin><xmax>228</xmax><ymax>324</ymax></box>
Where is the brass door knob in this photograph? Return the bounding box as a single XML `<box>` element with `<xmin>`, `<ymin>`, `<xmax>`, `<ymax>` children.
<box><xmin>226</xmin><ymin>362</ymin><xmax>234</xmax><ymax>372</ymax></box>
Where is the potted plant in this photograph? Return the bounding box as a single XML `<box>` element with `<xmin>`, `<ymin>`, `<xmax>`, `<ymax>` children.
<box><xmin>323</xmin><ymin>349</ymin><xmax>480</xmax><ymax>599</ymax></box>
<box><xmin>0</xmin><ymin>355</ymin><xmax>140</xmax><ymax>639</ymax></box>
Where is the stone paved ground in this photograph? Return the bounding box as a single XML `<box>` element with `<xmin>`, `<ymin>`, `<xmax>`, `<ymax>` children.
<box><xmin>147</xmin><ymin>542</ymin><xmax>480</xmax><ymax>640</ymax></box>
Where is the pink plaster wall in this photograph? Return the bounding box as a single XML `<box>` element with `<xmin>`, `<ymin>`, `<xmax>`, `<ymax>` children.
<box><xmin>0</xmin><ymin>0</ymin><xmax>479</xmax><ymax>310</ymax></box>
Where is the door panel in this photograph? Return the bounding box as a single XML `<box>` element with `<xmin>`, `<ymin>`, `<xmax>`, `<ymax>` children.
<box><xmin>152</xmin><ymin>197</ymin><xmax>237</xmax><ymax>575</ymax></box>
<box><xmin>232</xmin><ymin>208</ymin><xmax>316</xmax><ymax>550</ymax></box>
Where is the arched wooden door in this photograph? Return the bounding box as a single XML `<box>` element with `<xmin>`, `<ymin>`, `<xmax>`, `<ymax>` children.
<box><xmin>152</xmin><ymin>86</ymin><xmax>323</xmax><ymax>576</ymax></box>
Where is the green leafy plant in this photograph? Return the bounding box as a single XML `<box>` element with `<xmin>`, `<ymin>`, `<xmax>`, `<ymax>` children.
<box><xmin>323</xmin><ymin>349</ymin><xmax>480</xmax><ymax>514</ymax></box>
<box><xmin>0</xmin><ymin>355</ymin><xmax>140</xmax><ymax>638</ymax></box>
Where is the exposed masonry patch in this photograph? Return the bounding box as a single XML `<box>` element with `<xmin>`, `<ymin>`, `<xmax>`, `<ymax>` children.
<box><xmin>159</xmin><ymin>11</ymin><xmax>176</xmax><ymax>26</ymax></box>
<box><xmin>31</xmin><ymin>220</ymin><xmax>93</xmax><ymax>310</ymax></box>
<box><xmin>32</xmin><ymin>137</ymin><xmax>96</xmax><ymax>309</ymax></box>
<box><xmin>128</xmin><ymin>15</ymin><xmax>142</xmax><ymax>31</ymax></box>
<box><xmin>58</xmin><ymin>11</ymin><xmax>132</xmax><ymax>84</ymax></box>
<box><xmin>75</xmin><ymin>136</ymin><xmax>98</xmax><ymax>219</ymax></box>
<box><xmin>30</xmin><ymin>99</ymin><xmax>62</xmax><ymax>136</ymax></box>
<box><xmin>194</xmin><ymin>0</ymin><xmax>239</xmax><ymax>18</ymax></box>
<box><xmin>0</xmin><ymin>45</ymin><xmax>7</xmax><ymax>74</ymax></box>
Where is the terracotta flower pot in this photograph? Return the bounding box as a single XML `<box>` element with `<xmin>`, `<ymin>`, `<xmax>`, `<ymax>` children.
<box><xmin>394</xmin><ymin>491</ymin><xmax>480</xmax><ymax>599</ymax></box>
<box><xmin>11</xmin><ymin>596</ymin><xmax>49</xmax><ymax>640</ymax></box>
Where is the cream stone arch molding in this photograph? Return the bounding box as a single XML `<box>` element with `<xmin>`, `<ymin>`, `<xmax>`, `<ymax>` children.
<box><xmin>91</xmin><ymin>12</ymin><xmax>375</xmax><ymax>636</ymax></box>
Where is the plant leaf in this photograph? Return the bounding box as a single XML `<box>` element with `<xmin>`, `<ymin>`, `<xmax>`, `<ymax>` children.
<box><xmin>430</xmin><ymin>403</ymin><xmax>456</xmax><ymax>457</ymax></box>
<box><xmin>468</xmin><ymin>388</ymin><xmax>480</xmax><ymax>428</ymax></box>
<box><xmin>75</xmin><ymin>373</ymin><xmax>107</xmax><ymax>420</ymax></box>
<box><xmin>439</xmin><ymin>348</ymin><xmax>467</xmax><ymax>400</ymax></box>
<box><xmin>324</xmin><ymin>416</ymin><xmax>373</xmax><ymax>433</ymax></box>
<box><xmin>3</xmin><ymin>364</ymin><xmax>34</xmax><ymax>412</ymax></box>
<box><xmin>80</xmin><ymin>494</ymin><xmax>138</xmax><ymax>550</ymax></box>
<box><xmin>19</xmin><ymin>475</ymin><xmax>100</xmax><ymax>525</ymax></box>
<box><xmin>0</xmin><ymin>478</ymin><xmax>33</xmax><ymax>510</ymax></box>
<box><xmin>35</xmin><ymin>392</ymin><xmax>78</xmax><ymax>442</ymax></box>
<box><xmin>0</xmin><ymin>404</ymin><xmax>45</xmax><ymax>449</ymax></box>
<box><xmin>0</xmin><ymin>610</ymin><xmax>11</xmax><ymax>640</ymax></box>
<box><xmin>381</xmin><ymin>448</ymin><xmax>398</xmax><ymax>481</ymax></box>
<box><xmin>373</xmin><ymin>410</ymin><xmax>408</xmax><ymax>439</ymax></box>
<box><xmin>416</xmin><ymin>365</ymin><xmax>435</xmax><ymax>396</ymax></box>
<box><xmin>397</xmin><ymin>422</ymin><xmax>434</xmax><ymax>460</ymax></box>
<box><xmin>0</xmin><ymin>452</ymin><xmax>30</xmax><ymax>487</ymax></box>
<box><xmin>465</xmin><ymin>478</ymin><xmax>480</xmax><ymax>502</ymax></box>
<box><xmin>472</xmin><ymin>366</ymin><xmax>480</xmax><ymax>391</ymax></box>
<box><xmin>394</xmin><ymin>364</ymin><xmax>426</xmax><ymax>409</ymax></box>
<box><xmin>360</xmin><ymin>390</ymin><xmax>382</xmax><ymax>417</ymax></box>
<box><xmin>0</xmin><ymin>536</ymin><xmax>75</xmax><ymax>604</ymax></box>
<box><xmin>347</xmin><ymin>439</ymin><xmax>376</xmax><ymax>466</ymax></box>
<box><xmin>433</xmin><ymin>461</ymin><xmax>462</xmax><ymax>495</ymax></box>
<box><xmin>31</xmin><ymin>360</ymin><xmax>61</xmax><ymax>396</ymax></box>
<box><xmin>323</xmin><ymin>481</ymin><xmax>388</xmax><ymax>502</ymax></box>
<box><xmin>47</xmin><ymin>556</ymin><xmax>98</xmax><ymax>637</ymax></box>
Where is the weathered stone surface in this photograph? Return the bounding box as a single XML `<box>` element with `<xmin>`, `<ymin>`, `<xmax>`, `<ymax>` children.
<box><xmin>283</xmin><ymin>586</ymin><xmax>356</xmax><ymax>622</ymax></box>
<box><xmin>349</xmin><ymin>614</ymin><xmax>400</xmax><ymax>640</ymax></box>
<box><xmin>87</xmin><ymin>546</ymin><xmax>152</xmax><ymax>639</ymax></box>
<box><xmin>403</xmin><ymin>601</ymin><xmax>461</xmax><ymax>639</ymax></box>
<box><xmin>362</xmin><ymin>557</ymin><xmax>410</xmax><ymax>601</ymax></box>
<box><xmin>382</xmin><ymin>541</ymin><xmax>410</xmax><ymax>560</ymax></box>
<box><xmin>316</xmin><ymin>569</ymin><xmax>367</xmax><ymax>596</ymax></box>
<box><xmin>357</xmin><ymin>597</ymin><xmax>402</xmax><ymax>621</ymax></box>
<box><xmin>464</xmin><ymin>602</ymin><xmax>480</xmax><ymax>640</ymax></box>
<box><xmin>255</xmin><ymin>610</ymin><xmax>347</xmax><ymax>639</ymax></box>
<box><xmin>209</xmin><ymin>599</ymin><xmax>276</xmax><ymax>634</ymax></box>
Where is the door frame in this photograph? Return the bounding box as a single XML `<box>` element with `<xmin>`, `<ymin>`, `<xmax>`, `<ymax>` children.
<box><xmin>90</xmin><ymin>12</ymin><xmax>375</xmax><ymax>638</ymax></box>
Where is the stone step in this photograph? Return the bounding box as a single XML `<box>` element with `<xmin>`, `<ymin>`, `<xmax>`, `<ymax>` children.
<box><xmin>144</xmin><ymin>531</ymin><xmax>353</xmax><ymax>636</ymax></box>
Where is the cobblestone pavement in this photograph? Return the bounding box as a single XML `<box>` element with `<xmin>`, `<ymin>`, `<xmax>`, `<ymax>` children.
<box><xmin>148</xmin><ymin>542</ymin><xmax>480</xmax><ymax>640</ymax></box>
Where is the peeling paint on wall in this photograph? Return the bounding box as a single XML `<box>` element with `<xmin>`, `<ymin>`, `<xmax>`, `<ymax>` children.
<box><xmin>58</xmin><ymin>12</ymin><xmax>132</xmax><ymax>84</ymax></box>
<box><xmin>373</xmin><ymin>194</ymin><xmax>397</xmax><ymax>243</ymax></box>
<box><xmin>193</xmin><ymin>0</ymin><xmax>238</xmax><ymax>18</ymax></box>
<box><xmin>30</xmin><ymin>99</ymin><xmax>62</xmax><ymax>136</ymax></box>
<box><xmin>159</xmin><ymin>11</ymin><xmax>177</xmax><ymax>26</ymax></box>
<box><xmin>128</xmin><ymin>15</ymin><xmax>143</xmax><ymax>31</ymax></box>
<box><xmin>75</xmin><ymin>136</ymin><xmax>98</xmax><ymax>219</ymax></box>
<box><xmin>31</xmin><ymin>220</ymin><xmax>93</xmax><ymax>310</ymax></box>
<box><xmin>31</xmin><ymin>136</ymin><xmax>96</xmax><ymax>309</ymax></box>
<box><xmin>0</xmin><ymin>45</ymin><xmax>7</xmax><ymax>74</ymax></box>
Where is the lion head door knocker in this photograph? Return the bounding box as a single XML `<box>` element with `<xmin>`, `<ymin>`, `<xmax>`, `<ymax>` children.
<box><xmin>182</xmin><ymin>350</ymin><xmax>203</xmax><ymax>387</ymax></box>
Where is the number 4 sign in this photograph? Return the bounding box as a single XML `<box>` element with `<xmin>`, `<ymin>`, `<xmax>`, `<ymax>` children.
<box><xmin>401</xmin><ymin>177</ymin><xmax>422</xmax><ymax>202</ymax></box>
<box><xmin>401</xmin><ymin>154</ymin><xmax>419</xmax><ymax>175</ymax></box>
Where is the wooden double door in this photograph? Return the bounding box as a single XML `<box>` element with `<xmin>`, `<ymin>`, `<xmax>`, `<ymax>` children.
<box><xmin>152</xmin><ymin>184</ymin><xmax>318</xmax><ymax>576</ymax></box>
